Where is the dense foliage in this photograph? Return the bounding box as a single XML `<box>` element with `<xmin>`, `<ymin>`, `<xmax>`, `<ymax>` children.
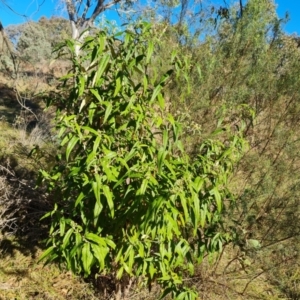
<box><xmin>38</xmin><ymin>23</ymin><xmax>246</xmax><ymax>298</ymax></box>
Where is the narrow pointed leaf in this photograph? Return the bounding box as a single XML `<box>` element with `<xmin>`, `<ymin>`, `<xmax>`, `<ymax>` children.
<box><xmin>66</xmin><ymin>136</ymin><xmax>79</xmax><ymax>161</ymax></box>
<box><xmin>102</xmin><ymin>185</ymin><xmax>114</xmax><ymax>217</ymax></box>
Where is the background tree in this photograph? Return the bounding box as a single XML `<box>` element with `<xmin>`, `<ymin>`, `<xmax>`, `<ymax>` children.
<box><xmin>6</xmin><ymin>17</ymin><xmax>70</xmax><ymax>64</ymax></box>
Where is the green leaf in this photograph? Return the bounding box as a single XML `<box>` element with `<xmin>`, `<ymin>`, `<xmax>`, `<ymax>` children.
<box><xmin>82</xmin><ymin>126</ymin><xmax>99</xmax><ymax>135</ymax></box>
<box><xmin>163</xmin><ymin>130</ymin><xmax>168</xmax><ymax>150</ymax></box>
<box><xmin>200</xmin><ymin>203</ymin><xmax>207</xmax><ymax>228</ymax></box>
<box><xmin>103</xmin><ymin>163</ymin><xmax>117</xmax><ymax>181</ymax></box>
<box><xmin>81</xmin><ymin>243</ymin><xmax>93</xmax><ymax>275</ymax></box>
<box><xmin>114</xmin><ymin>76</ymin><xmax>122</xmax><ymax>97</ymax></box>
<box><xmin>92</xmin><ymin>173</ymin><xmax>101</xmax><ymax>204</ymax></box>
<box><xmin>105</xmin><ymin>237</ymin><xmax>116</xmax><ymax>249</ymax></box>
<box><xmin>138</xmin><ymin>179</ymin><xmax>148</xmax><ymax>195</ymax></box>
<box><xmin>138</xmin><ymin>244</ymin><xmax>145</xmax><ymax>258</ymax></box>
<box><xmin>38</xmin><ymin>246</ymin><xmax>55</xmax><ymax>263</ymax></box>
<box><xmin>103</xmin><ymin>102</ymin><xmax>113</xmax><ymax>124</ymax></box>
<box><xmin>79</xmin><ymin>98</ymin><xmax>86</xmax><ymax>112</ymax></box>
<box><xmin>164</xmin><ymin>160</ymin><xmax>176</xmax><ymax>177</ymax></box>
<box><xmin>127</xmin><ymin>249</ymin><xmax>135</xmax><ymax>274</ymax></box>
<box><xmin>40</xmin><ymin>211</ymin><xmax>52</xmax><ymax>221</ymax></box>
<box><xmin>75</xmin><ymin>233</ymin><xmax>82</xmax><ymax>246</ymax></box>
<box><xmin>102</xmin><ymin>185</ymin><xmax>114</xmax><ymax>217</ymax></box>
<box><xmin>124</xmin><ymin>144</ymin><xmax>137</xmax><ymax>162</ymax></box>
<box><xmin>157</xmin><ymin>148</ymin><xmax>167</xmax><ymax>174</ymax></box>
<box><xmin>85</xmin><ymin>233</ymin><xmax>106</xmax><ymax>246</ymax></box>
<box><xmin>149</xmin><ymin>263</ymin><xmax>156</xmax><ymax>279</ymax></box>
<box><xmin>157</xmin><ymin>93</ymin><xmax>165</xmax><ymax>109</ymax></box>
<box><xmin>66</xmin><ymin>136</ymin><xmax>79</xmax><ymax>161</ymax></box>
<box><xmin>98</xmin><ymin>33</ymin><xmax>106</xmax><ymax>54</ymax></box>
<box><xmin>92</xmin><ymin>54</ymin><xmax>110</xmax><ymax>86</ymax></box>
<box><xmin>192</xmin><ymin>193</ymin><xmax>200</xmax><ymax>231</ymax></box>
<box><xmin>104</xmin><ymin>150</ymin><xmax>117</xmax><ymax>160</ymax></box>
<box><xmin>90</xmin><ymin>88</ymin><xmax>102</xmax><ymax>102</ymax></box>
<box><xmin>123</xmin><ymin>262</ymin><xmax>131</xmax><ymax>275</ymax></box>
<box><xmin>88</xmin><ymin>102</ymin><xmax>97</xmax><ymax>124</ymax></box>
<box><xmin>60</xmin><ymin>134</ymin><xmax>70</xmax><ymax>146</ymax></box>
<box><xmin>116</xmin><ymin>267</ymin><xmax>124</xmax><ymax>279</ymax></box>
<box><xmin>62</xmin><ymin>228</ymin><xmax>74</xmax><ymax>249</ymax></box>
<box><xmin>179</xmin><ymin>193</ymin><xmax>189</xmax><ymax>223</ymax></box>
<box><xmin>93</xmin><ymin>135</ymin><xmax>101</xmax><ymax>152</ymax></box>
<box><xmin>143</xmin><ymin>75</ymin><xmax>148</xmax><ymax>93</ymax></box>
<box><xmin>150</xmin><ymin>85</ymin><xmax>162</xmax><ymax>103</ymax></box>
<box><xmin>78</xmin><ymin>76</ymin><xmax>85</xmax><ymax>97</ymax></box>
<box><xmin>94</xmin><ymin>199</ymin><xmax>103</xmax><ymax>220</ymax></box>
<box><xmin>212</xmin><ymin>187</ymin><xmax>222</xmax><ymax>212</ymax></box>
<box><xmin>91</xmin><ymin>243</ymin><xmax>106</xmax><ymax>270</ymax></box>
<box><xmin>66</xmin><ymin>39</ymin><xmax>75</xmax><ymax>51</ymax></box>
<box><xmin>86</xmin><ymin>151</ymin><xmax>96</xmax><ymax>167</ymax></box>
<box><xmin>193</xmin><ymin>177</ymin><xmax>204</xmax><ymax>193</ymax></box>
<box><xmin>60</xmin><ymin>218</ymin><xmax>66</xmax><ymax>236</ymax></box>
<box><xmin>146</xmin><ymin>40</ymin><xmax>154</xmax><ymax>63</ymax></box>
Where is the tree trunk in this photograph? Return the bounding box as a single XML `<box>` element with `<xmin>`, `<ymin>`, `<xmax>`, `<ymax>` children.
<box><xmin>70</xmin><ymin>20</ymin><xmax>81</xmax><ymax>56</ymax></box>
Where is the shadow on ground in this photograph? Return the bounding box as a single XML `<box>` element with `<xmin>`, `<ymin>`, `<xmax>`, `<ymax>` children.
<box><xmin>0</xmin><ymin>82</ymin><xmax>44</xmax><ymax>124</ymax></box>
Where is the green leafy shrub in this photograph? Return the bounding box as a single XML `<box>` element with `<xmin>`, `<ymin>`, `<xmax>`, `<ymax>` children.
<box><xmin>39</xmin><ymin>23</ymin><xmax>246</xmax><ymax>299</ymax></box>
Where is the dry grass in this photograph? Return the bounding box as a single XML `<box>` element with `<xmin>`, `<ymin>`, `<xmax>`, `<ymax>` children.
<box><xmin>0</xmin><ymin>118</ymin><xmax>100</xmax><ymax>299</ymax></box>
<box><xmin>0</xmin><ymin>235</ymin><xmax>288</xmax><ymax>300</ymax></box>
<box><xmin>201</xmin><ymin>250</ymin><xmax>281</xmax><ymax>299</ymax></box>
<box><xmin>0</xmin><ymin>236</ymin><xmax>99</xmax><ymax>300</ymax></box>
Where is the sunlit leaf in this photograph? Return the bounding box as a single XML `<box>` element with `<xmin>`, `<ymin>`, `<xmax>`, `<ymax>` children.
<box><xmin>62</xmin><ymin>228</ymin><xmax>74</xmax><ymax>249</ymax></box>
<box><xmin>103</xmin><ymin>102</ymin><xmax>112</xmax><ymax>124</ymax></box>
<box><xmin>82</xmin><ymin>243</ymin><xmax>93</xmax><ymax>275</ymax></box>
<box><xmin>38</xmin><ymin>246</ymin><xmax>55</xmax><ymax>263</ymax></box>
<box><xmin>66</xmin><ymin>136</ymin><xmax>79</xmax><ymax>161</ymax></box>
<box><xmin>102</xmin><ymin>185</ymin><xmax>114</xmax><ymax>217</ymax></box>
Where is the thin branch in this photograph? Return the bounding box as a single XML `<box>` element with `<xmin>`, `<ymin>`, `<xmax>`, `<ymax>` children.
<box><xmin>241</xmin><ymin>255</ymin><xmax>296</xmax><ymax>295</ymax></box>
<box><xmin>65</xmin><ymin>0</ymin><xmax>77</xmax><ymax>22</ymax></box>
<box><xmin>90</xmin><ymin>0</ymin><xmax>105</xmax><ymax>23</ymax></box>
<box><xmin>14</xmin><ymin>88</ymin><xmax>39</xmax><ymax>121</ymax></box>
<box><xmin>89</xmin><ymin>0</ymin><xmax>122</xmax><ymax>24</ymax></box>
<box><xmin>28</xmin><ymin>0</ymin><xmax>47</xmax><ymax>19</ymax></box>
<box><xmin>81</xmin><ymin>0</ymin><xmax>92</xmax><ymax>21</ymax></box>
<box><xmin>0</xmin><ymin>0</ymin><xmax>28</xmax><ymax>17</ymax></box>
<box><xmin>239</xmin><ymin>0</ymin><xmax>243</xmax><ymax>18</ymax></box>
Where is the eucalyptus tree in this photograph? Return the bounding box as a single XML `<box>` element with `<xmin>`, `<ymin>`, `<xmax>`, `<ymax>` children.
<box><xmin>62</xmin><ymin>0</ymin><xmax>218</xmax><ymax>54</ymax></box>
<box><xmin>63</xmin><ymin>0</ymin><xmax>124</xmax><ymax>47</ymax></box>
<box><xmin>62</xmin><ymin>0</ymin><xmax>153</xmax><ymax>55</ymax></box>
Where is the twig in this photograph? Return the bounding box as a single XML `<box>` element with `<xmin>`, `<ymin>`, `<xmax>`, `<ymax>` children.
<box><xmin>13</xmin><ymin>88</ymin><xmax>39</xmax><ymax>121</ymax></box>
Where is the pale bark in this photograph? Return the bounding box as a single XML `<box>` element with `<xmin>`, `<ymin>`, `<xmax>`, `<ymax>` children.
<box><xmin>64</xmin><ymin>0</ymin><xmax>123</xmax><ymax>55</ymax></box>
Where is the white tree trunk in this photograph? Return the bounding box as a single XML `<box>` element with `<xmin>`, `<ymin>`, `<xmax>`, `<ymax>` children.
<box><xmin>64</xmin><ymin>0</ymin><xmax>121</xmax><ymax>56</ymax></box>
<box><xmin>70</xmin><ymin>20</ymin><xmax>81</xmax><ymax>56</ymax></box>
